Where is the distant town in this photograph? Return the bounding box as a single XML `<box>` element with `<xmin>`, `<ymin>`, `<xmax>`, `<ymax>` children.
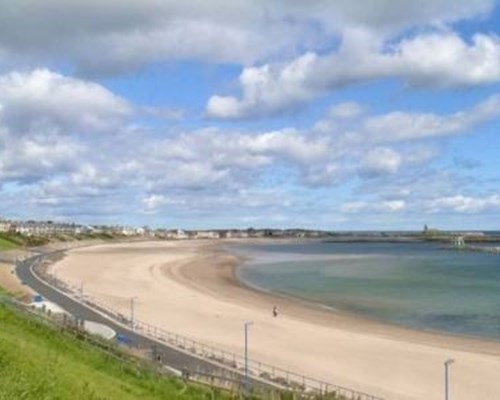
<box><xmin>1</xmin><ymin>216</ymin><xmax>499</xmax><ymax>244</ymax></box>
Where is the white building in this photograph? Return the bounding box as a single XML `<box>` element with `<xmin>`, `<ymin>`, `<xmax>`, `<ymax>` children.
<box><xmin>194</xmin><ymin>231</ymin><xmax>220</xmax><ymax>239</ymax></box>
<box><xmin>164</xmin><ymin>229</ymin><xmax>189</xmax><ymax>240</ymax></box>
<box><xmin>0</xmin><ymin>220</ymin><xmax>12</xmax><ymax>232</ymax></box>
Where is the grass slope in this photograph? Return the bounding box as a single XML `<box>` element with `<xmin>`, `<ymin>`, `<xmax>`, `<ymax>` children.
<box><xmin>0</xmin><ymin>236</ymin><xmax>19</xmax><ymax>251</ymax></box>
<box><xmin>0</xmin><ymin>303</ymin><xmax>227</xmax><ymax>400</ymax></box>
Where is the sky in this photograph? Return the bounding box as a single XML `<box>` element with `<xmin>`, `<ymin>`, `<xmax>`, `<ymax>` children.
<box><xmin>0</xmin><ymin>0</ymin><xmax>499</xmax><ymax>230</ymax></box>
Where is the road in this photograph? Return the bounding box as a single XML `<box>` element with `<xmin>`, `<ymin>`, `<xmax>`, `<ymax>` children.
<box><xmin>12</xmin><ymin>249</ymin><xmax>382</xmax><ymax>400</ymax></box>
<box><xmin>14</xmin><ymin>252</ymin><xmax>247</xmax><ymax>380</ymax></box>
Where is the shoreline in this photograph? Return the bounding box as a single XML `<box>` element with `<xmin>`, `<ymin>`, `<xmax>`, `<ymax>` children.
<box><xmin>49</xmin><ymin>239</ymin><xmax>500</xmax><ymax>400</ymax></box>
<box><xmin>183</xmin><ymin>241</ymin><xmax>500</xmax><ymax>356</ymax></box>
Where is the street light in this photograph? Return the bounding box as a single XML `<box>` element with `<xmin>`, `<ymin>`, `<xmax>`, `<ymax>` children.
<box><xmin>130</xmin><ymin>297</ymin><xmax>138</xmax><ymax>330</ymax></box>
<box><xmin>244</xmin><ymin>321</ymin><xmax>253</xmax><ymax>396</ymax></box>
<box><xmin>444</xmin><ymin>358</ymin><xmax>455</xmax><ymax>400</ymax></box>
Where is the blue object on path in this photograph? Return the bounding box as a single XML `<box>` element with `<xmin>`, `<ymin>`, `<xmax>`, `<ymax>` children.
<box><xmin>116</xmin><ymin>334</ymin><xmax>132</xmax><ymax>346</ymax></box>
<box><xmin>32</xmin><ymin>294</ymin><xmax>43</xmax><ymax>303</ymax></box>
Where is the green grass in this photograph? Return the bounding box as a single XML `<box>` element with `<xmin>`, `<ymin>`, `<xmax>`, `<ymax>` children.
<box><xmin>0</xmin><ymin>295</ymin><xmax>353</xmax><ymax>400</ymax></box>
<box><xmin>0</xmin><ymin>232</ymin><xmax>52</xmax><ymax>251</ymax></box>
<box><xmin>0</xmin><ymin>303</ymin><xmax>229</xmax><ymax>400</ymax></box>
<box><xmin>0</xmin><ymin>236</ymin><xmax>20</xmax><ymax>251</ymax></box>
<box><xmin>0</xmin><ymin>231</ymin><xmax>124</xmax><ymax>252</ymax></box>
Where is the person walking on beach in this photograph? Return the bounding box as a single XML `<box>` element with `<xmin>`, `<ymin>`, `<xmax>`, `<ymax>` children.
<box><xmin>272</xmin><ymin>305</ymin><xmax>278</xmax><ymax>317</ymax></box>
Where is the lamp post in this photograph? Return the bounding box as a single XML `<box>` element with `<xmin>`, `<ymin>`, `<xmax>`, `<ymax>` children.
<box><xmin>244</xmin><ymin>321</ymin><xmax>253</xmax><ymax>397</ymax></box>
<box><xmin>130</xmin><ymin>297</ymin><xmax>138</xmax><ymax>330</ymax></box>
<box><xmin>444</xmin><ymin>358</ymin><xmax>455</xmax><ymax>400</ymax></box>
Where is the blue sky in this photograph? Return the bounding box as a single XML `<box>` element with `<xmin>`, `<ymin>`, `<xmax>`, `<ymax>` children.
<box><xmin>0</xmin><ymin>0</ymin><xmax>499</xmax><ymax>230</ymax></box>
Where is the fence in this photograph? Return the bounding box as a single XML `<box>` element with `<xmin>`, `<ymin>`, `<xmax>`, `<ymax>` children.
<box><xmin>22</xmin><ymin>253</ymin><xmax>384</xmax><ymax>400</ymax></box>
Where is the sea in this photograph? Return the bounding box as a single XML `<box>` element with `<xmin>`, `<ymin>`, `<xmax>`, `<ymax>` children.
<box><xmin>230</xmin><ymin>241</ymin><xmax>500</xmax><ymax>340</ymax></box>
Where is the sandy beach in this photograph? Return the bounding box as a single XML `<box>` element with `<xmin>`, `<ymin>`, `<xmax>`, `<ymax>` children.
<box><xmin>48</xmin><ymin>240</ymin><xmax>500</xmax><ymax>400</ymax></box>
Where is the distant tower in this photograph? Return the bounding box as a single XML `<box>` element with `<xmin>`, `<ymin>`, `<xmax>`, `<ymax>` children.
<box><xmin>424</xmin><ymin>224</ymin><xmax>428</xmax><ymax>232</ymax></box>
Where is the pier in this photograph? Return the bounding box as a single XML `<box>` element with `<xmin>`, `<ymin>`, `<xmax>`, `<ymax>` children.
<box><xmin>451</xmin><ymin>236</ymin><xmax>500</xmax><ymax>254</ymax></box>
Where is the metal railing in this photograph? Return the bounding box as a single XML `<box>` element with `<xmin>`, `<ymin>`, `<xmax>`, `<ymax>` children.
<box><xmin>23</xmin><ymin>253</ymin><xmax>384</xmax><ymax>400</ymax></box>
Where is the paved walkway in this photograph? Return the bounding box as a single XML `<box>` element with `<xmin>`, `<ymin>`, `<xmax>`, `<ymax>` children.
<box><xmin>15</xmin><ymin>253</ymin><xmax>248</xmax><ymax>379</ymax></box>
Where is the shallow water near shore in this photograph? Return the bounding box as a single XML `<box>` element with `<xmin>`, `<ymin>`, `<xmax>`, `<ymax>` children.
<box><xmin>232</xmin><ymin>241</ymin><xmax>500</xmax><ymax>340</ymax></box>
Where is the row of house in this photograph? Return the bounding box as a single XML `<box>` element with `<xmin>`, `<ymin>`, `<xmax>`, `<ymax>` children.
<box><xmin>1</xmin><ymin>216</ymin><xmax>328</xmax><ymax>240</ymax></box>
<box><xmin>155</xmin><ymin>228</ymin><xmax>326</xmax><ymax>240</ymax></box>
<box><xmin>0</xmin><ymin>218</ymin><xmax>152</xmax><ymax>238</ymax></box>
<box><xmin>0</xmin><ymin>219</ymin><xmax>93</xmax><ymax>236</ymax></box>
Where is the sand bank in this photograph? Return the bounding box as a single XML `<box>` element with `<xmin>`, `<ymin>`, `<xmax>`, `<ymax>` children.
<box><xmin>49</xmin><ymin>240</ymin><xmax>500</xmax><ymax>400</ymax></box>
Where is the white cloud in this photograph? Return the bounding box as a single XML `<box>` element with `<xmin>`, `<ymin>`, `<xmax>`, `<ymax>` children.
<box><xmin>153</xmin><ymin>128</ymin><xmax>330</xmax><ymax>171</ymax></box>
<box><xmin>142</xmin><ymin>187</ymin><xmax>293</xmax><ymax>215</ymax></box>
<box><xmin>340</xmin><ymin>199</ymin><xmax>406</xmax><ymax>213</ymax></box>
<box><xmin>207</xmin><ymin>31</ymin><xmax>500</xmax><ymax>119</ymax></box>
<box><xmin>1</xmin><ymin>66</ymin><xmax>498</xmax><ymax>226</ymax></box>
<box><xmin>0</xmin><ymin>69</ymin><xmax>130</xmax><ymax>183</ymax></box>
<box><xmin>425</xmin><ymin>194</ymin><xmax>500</xmax><ymax>213</ymax></box>
<box><xmin>362</xmin><ymin>94</ymin><xmax>500</xmax><ymax>142</ymax></box>
<box><xmin>2</xmin><ymin>69</ymin><xmax>497</xmax><ymax>199</ymax></box>
<box><xmin>394</xmin><ymin>32</ymin><xmax>500</xmax><ymax>87</ymax></box>
<box><xmin>0</xmin><ymin>69</ymin><xmax>130</xmax><ymax>135</ymax></box>
<box><xmin>0</xmin><ymin>1</ymin><xmax>493</xmax><ymax>74</ymax></box>
<box><xmin>143</xmin><ymin>194</ymin><xmax>186</xmax><ymax>212</ymax></box>
<box><xmin>0</xmin><ymin>134</ymin><xmax>81</xmax><ymax>182</ymax></box>
<box><xmin>281</xmin><ymin>0</ymin><xmax>493</xmax><ymax>33</ymax></box>
<box><xmin>360</xmin><ymin>147</ymin><xmax>402</xmax><ymax>176</ymax></box>
<box><xmin>383</xmin><ymin>200</ymin><xmax>407</xmax><ymax>212</ymax></box>
<box><xmin>313</xmin><ymin>93</ymin><xmax>500</xmax><ymax>144</ymax></box>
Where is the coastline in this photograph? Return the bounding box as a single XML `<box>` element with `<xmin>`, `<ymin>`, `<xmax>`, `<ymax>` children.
<box><xmin>49</xmin><ymin>239</ymin><xmax>500</xmax><ymax>400</ymax></box>
<box><xmin>182</xmin><ymin>240</ymin><xmax>500</xmax><ymax>355</ymax></box>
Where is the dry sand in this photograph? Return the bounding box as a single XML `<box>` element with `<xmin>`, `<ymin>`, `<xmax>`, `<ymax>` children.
<box><xmin>49</xmin><ymin>240</ymin><xmax>500</xmax><ymax>400</ymax></box>
<box><xmin>0</xmin><ymin>261</ymin><xmax>33</xmax><ymax>300</ymax></box>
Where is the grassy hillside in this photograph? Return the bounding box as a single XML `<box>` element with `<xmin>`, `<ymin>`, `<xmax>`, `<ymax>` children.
<box><xmin>0</xmin><ymin>232</ymin><xmax>51</xmax><ymax>251</ymax></box>
<box><xmin>0</xmin><ymin>236</ymin><xmax>19</xmax><ymax>251</ymax></box>
<box><xmin>0</xmin><ymin>231</ymin><xmax>127</xmax><ymax>252</ymax></box>
<box><xmin>0</xmin><ymin>302</ymin><xmax>228</xmax><ymax>400</ymax></box>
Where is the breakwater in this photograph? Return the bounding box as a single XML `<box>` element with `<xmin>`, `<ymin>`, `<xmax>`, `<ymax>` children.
<box><xmin>451</xmin><ymin>244</ymin><xmax>500</xmax><ymax>254</ymax></box>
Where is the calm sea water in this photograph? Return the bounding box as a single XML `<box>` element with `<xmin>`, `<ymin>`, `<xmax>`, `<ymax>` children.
<box><xmin>231</xmin><ymin>242</ymin><xmax>500</xmax><ymax>340</ymax></box>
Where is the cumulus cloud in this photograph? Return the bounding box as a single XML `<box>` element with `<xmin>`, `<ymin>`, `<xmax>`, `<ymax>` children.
<box><xmin>207</xmin><ymin>31</ymin><xmax>500</xmax><ymax>119</ymax></box>
<box><xmin>359</xmin><ymin>147</ymin><xmax>403</xmax><ymax>177</ymax></box>
<box><xmin>0</xmin><ymin>69</ymin><xmax>130</xmax><ymax>183</ymax></box>
<box><xmin>152</xmin><ymin>128</ymin><xmax>330</xmax><ymax>170</ymax></box>
<box><xmin>1</xmin><ymin>67</ymin><xmax>499</xmax><ymax>226</ymax></box>
<box><xmin>338</xmin><ymin>193</ymin><xmax>500</xmax><ymax>220</ymax></box>
<box><xmin>315</xmin><ymin>94</ymin><xmax>500</xmax><ymax>144</ymax></box>
<box><xmin>361</xmin><ymin>94</ymin><xmax>500</xmax><ymax>142</ymax></box>
<box><xmin>0</xmin><ymin>69</ymin><xmax>131</xmax><ymax>135</ymax></box>
<box><xmin>340</xmin><ymin>200</ymin><xmax>406</xmax><ymax>214</ymax></box>
<box><xmin>425</xmin><ymin>194</ymin><xmax>500</xmax><ymax>213</ymax></box>
<box><xmin>0</xmin><ymin>134</ymin><xmax>81</xmax><ymax>182</ymax></box>
<box><xmin>4</xmin><ymin>70</ymin><xmax>496</xmax><ymax>203</ymax></box>
<box><xmin>142</xmin><ymin>187</ymin><xmax>293</xmax><ymax>216</ymax></box>
<box><xmin>0</xmin><ymin>0</ymin><xmax>493</xmax><ymax>74</ymax></box>
<box><xmin>143</xmin><ymin>194</ymin><xmax>186</xmax><ymax>212</ymax></box>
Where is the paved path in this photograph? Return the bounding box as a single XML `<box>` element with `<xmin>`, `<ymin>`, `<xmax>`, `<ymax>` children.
<box><xmin>15</xmin><ymin>252</ymin><xmax>248</xmax><ymax>380</ymax></box>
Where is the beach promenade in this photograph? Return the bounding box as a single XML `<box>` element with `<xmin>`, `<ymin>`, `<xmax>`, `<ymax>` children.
<box><xmin>14</xmin><ymin>252</ymin><xmax>241</xmax><ymax>378</ymax></box>
<box><xmin>42</xmin><ymin>240</ymin><xmax>500</xmax><ymax>400</ymax></box>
